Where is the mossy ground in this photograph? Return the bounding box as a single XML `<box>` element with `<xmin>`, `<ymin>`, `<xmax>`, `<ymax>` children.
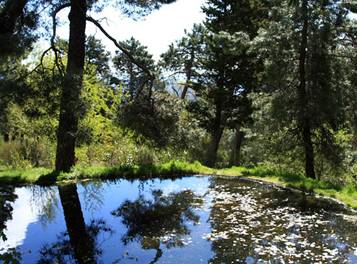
<box><xmin>0</xmin><ymin>161</ymin><xmax>356</xmax><ymax>209</ymax></box>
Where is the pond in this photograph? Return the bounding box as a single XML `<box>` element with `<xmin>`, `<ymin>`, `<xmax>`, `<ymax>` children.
<box><xmin>0</xmin><ymin>176</ymin><xmax>356</xmax><ymax>264</ymax></box>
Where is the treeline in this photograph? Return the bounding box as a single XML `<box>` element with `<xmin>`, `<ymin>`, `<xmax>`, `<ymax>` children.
<box><xmin>0</xmin><ymin>0</ymin><xmax>356</xmax><ymax>184</ymax></box>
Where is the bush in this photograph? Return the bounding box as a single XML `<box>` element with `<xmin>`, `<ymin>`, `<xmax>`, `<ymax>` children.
<box><xmin>0</xmin><ymin>138</ymin><xmax>54</xmax><ymax>169</ymax></box>
<box><xmin>0</xmin><ymin>141</ymin><xmax>31</xmax><ymax>169</ymax></box>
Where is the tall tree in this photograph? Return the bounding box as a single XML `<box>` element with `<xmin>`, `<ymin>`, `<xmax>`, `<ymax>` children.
<box><xmin>297</xmin><ymin>0</ymin><xmax>316</xmax><ymax>178</ymax></box>
<box><xmin>55</xmin><ymin>0</ymin><xmax>87</xmax><ymax>172</ymax></box>
<box><xmin>160</xmin><ymin>24</ymin><xmax>205</xmax><ymax>99</ymax></box>
<box><xmin>0</xmin><ymin>0</ymin><xmax>37</xmax><ymax>56</ymax></box>
<box><xmin>252</xmin><ymin>0</ymin><xmax>351</xmax><ymax>178</ymax></box>
<box><xmin>187</xmin><ymin>0</ymin><xmax>268</xmax><ymax>167</ymax></box>
<box><xmin>54</xmin><ymin>0</ymin><xmax>176</xmax><ymax>172</ymax></box>
<box><xmin>113</xmin><ymin>37</ymin><xmax>156</xmax><ymax>101</ymax></box>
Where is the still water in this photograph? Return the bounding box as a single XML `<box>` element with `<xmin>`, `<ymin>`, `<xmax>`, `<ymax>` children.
<box><xmin>0</xmin><ymin>176</ymin><xmax>356</xmax><ymax>264</ymax></box>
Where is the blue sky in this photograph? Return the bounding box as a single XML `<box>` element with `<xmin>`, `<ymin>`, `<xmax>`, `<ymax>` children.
<box><xmin>53</xmin><ymin>0</ymin><xmax>356</xmax><ymax>61</ymax></box>
<box><xmin>56</xmin><ymin>0</ymin><xmax>206</xmax><ymax>60</ymax></box>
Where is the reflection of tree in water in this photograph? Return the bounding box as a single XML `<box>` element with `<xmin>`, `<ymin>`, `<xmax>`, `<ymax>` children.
<box><xmin>0</xmin><ymin>187</ymin><xmax>21</xmax><ymax>263</ymax></box>
<box><xmin>81</xmin><ymin>181</ymin><xmax>104</xmax><ymax>214</ymax></box>
<box><xmin>0</xmin><ymin>186</ymin><xmax>17</xmax><ymax>241</ymax></box>
<box><xmin>39</xmin><ymin>219</ymin><xmax>112</xmax><ymax>264</ymax></box>
<box><xmin>0</xmin><ymin>247</ymin><xmax>22</xmax><ymax>264</ymax></box>
<box><xmin>29</xmin><ymin>186</ymin><xmax>59</xmax><ymax>225</ymax></box>
<box><xmin>112</xmin><ymin>189</ymin><xmax>203</xmax><ymax>263</ymax></box>
<box><xmin>39</xmin><ymin>184</ymin><xmax>112</xmax><ymax>264</ymax></box>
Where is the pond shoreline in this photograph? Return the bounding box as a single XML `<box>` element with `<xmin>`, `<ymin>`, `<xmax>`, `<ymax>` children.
<box><xmin>0</xmin><ymin>160</ymin><xmax>356</xmax><ymax>210</ymax></box>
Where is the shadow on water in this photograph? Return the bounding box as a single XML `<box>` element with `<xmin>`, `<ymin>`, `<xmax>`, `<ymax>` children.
<box><xmin>111</xmin><ymin>189</ymin><xmax>203</xmax><ymax>263</ymax></box>
<box><xmin>35</xmin><ymin>172</ymin><xmax>59</xmax><ymax>186</ymax></box>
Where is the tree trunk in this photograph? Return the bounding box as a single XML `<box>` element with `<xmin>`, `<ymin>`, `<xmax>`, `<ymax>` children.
<box><xmin>3</xmin><ymin>134</ymin><xmax>9</xmax><ymax>142</ymax></box>
<box><xmin>206</xmin><ymin>128</ymin><xmax>224</xmax><ymax>168</ymax></box>
<box><xmin>180</xmin><ymin>48</ymin><xmax>195</xmax><ymax>100</ymax></box>
<box><xmin>229</xmin><ymin>125</ymin><xmax>244</xmax><ymax>167</ymax></box>
<box><xmin>206</xmin><ymin>102</ymin><xmax>224</xmax><ymax>167</ymax></box>
<box><xmin>297</xmin><ymin>0</ymin><xmax>316</xmax><ymax>179</ymax></box>
<box><xmin>58</xmin><ymin>184</ymin><xmax>95</xmax><ymax>264</ymax></box>
<box><xmin>55</xmin><ymin>0</ymin><xmax>87</xmax><ymax>172</ymax></box>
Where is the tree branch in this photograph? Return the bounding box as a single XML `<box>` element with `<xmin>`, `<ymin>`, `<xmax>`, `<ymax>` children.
<box><xmin>50</xmin><ymin>3</ymin><xmax>71</xmax><ymax>76</ymax></box>
<box><xmin>28</xmin><ymin>3</ymin><xmax>70</xmax><ymax>77</ymax></box>
<box><xmin>86</xmin><ymin>16</ymin><xmax>155</xmax><ymax>80</ymax></box>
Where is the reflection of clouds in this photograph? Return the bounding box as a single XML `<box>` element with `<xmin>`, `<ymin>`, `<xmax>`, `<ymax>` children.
<box><xmin>161</xmin><ymin>178</ymin><xmax>209</xmax><ymax>196</ymax></box>
<box><xmin>160</xmin><ymin>183</ymin><xmax>182</xmax><ymax>195</ymax></box>
<box><xmin>0</xmin><ymin>188</ymin><xmax>38</xmax><ymax>253</ymax></box>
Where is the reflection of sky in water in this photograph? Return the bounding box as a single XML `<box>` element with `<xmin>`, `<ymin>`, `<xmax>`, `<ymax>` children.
<box><xmin>0</xmin><ymin>176</ymin><xmax>356</xmax><ymax>263</ymax></box>
<box><xmin>0</xmin><ymin>189</ymin><xmax>38</xmax><ymax>253</ymax></box>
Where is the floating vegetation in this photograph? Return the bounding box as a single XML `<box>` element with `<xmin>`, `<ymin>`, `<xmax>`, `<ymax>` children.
<box><xmin>205</xmin><ymin>178</ymin><xmax>357</xmax><ymax>263</ymax></box>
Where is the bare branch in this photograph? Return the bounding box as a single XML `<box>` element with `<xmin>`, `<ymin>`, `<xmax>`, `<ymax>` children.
<box><xmin>86</xmin><ymin>16</ymin><xmax>155</xmax><ymax>80</ymax></box>
<box><xmin>50</xmin><ymin>3</ymin><xmax>71</xmax><ymax>76</ymax></box>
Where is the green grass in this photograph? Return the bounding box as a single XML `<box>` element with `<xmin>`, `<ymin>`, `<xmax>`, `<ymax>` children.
<box><xmin>0</xmin><ymin>161</ymin><xmax>356</xmax><ymax>209</ymax></box>
<box><xmin>0</xmin><ymin>161</ymin><xmax>214</xmax><ymax>185</ymax></box>
<box><xmin>0</xmin><ymin>167</ymin><xmax>52</xmax><ymax>184</ymax></box>
<box><xmin>237</xmin><ymin>165</ymin><xmax>357</xmax><ymax>209</ymax></box>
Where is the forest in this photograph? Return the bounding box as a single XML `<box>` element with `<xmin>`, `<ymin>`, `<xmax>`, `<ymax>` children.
<box><xmin>1</xmin><ymin>0</ymin><xmax>356</xmax><ymax>194</ymax></box>
<box><xmin>0</xmin><ymin>0</ymin><xmax>357</xmax><ymax>263</ymax></box>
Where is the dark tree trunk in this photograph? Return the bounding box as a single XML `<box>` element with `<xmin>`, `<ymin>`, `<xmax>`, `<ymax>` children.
<box><xmin>3</xmin><ymin>134</ymin><xmax>9</xmax><ymax>142</ymax></box>
<box><xmin>55</xmin><ymin>0</ymin><xmax>87</xmax><ymax>172</ymax></box>
<box><xmin>229</xmin><ymin>125</ymin><xmax>244</xmax><ymax>167</ymax></box>
<box><xmin>58</xmin><ymin>184</ymin><xmax>95</xmax><ymax>264</ymax></box>
<box><xmin>206</xmin><ymin>128</ymin><xmax>224</xmax><ymax>168</ymax></box>
<box><xmin>181</xmin><ymin>48</ymin><xmax>195</xmax><ymax>100</ymax></box>
<box><xmin>206</xmin><ymin>102</ymin><xmax>224</xmax><ymax>167</ymax></box>
<box><xmin>297</xmin><ymin>0</ymin><xmax>316</xmax><ymax>179</ymax></box>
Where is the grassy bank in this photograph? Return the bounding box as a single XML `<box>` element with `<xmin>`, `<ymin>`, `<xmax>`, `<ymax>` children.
<box><xmin>0</xmin><ymin>160</ymin><xmax>356</xmax><ymax>209</ymax></box>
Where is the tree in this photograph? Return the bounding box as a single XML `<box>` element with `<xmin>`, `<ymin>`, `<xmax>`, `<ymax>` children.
<box><xmin>183</xmin><ymin>0</ymin><xmax>269</xmax><ymax>167</ymax></box>
<box><xmin>251</xmin><ymin>0</ymin><xmax>351</xmax><ymax>178</ymax></box>
<box><xmin>54</xmin><ymin>0</ymin><xmax>87</xmax><ymax>172</ymax></box>
<box><xmin>160</xmin><ymin>24</ymin><xmax>205</xmax><ymax>99</ymax></box>
<box><xmin>0</xmin><ymin>0</ymin><xmax>37</xmax><ymax>57</ymax></box>
<box><xmin>186</xmin><ymin>30</ymin><xmax>252</xmax><ymax>166</ymax></box>
<box><xmin>113</xmin><ymin>37</ymin><xmax>156</xmax><ymax>100</ymax></box>
<box><xmin>50</xmin><ymin>0</ymin><xmax>176</xmax><ymax>172</ymax></box>
<box><xmin>85</xmin><ymin>35</ymin><xmax>111</xmax><ymax>81</ymax></box>
<box><xmin>297</xmin><ymin>0</ymin><xmax>316</xmax><ymax>179</ymax></box>
<box><xmin>1</xmin><ymin>0</ymin><xmax>177</xmax><ymax>172</ymax></box>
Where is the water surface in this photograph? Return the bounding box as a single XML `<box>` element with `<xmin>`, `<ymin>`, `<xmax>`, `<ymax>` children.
<box><xmin>0</xmin><ymin>176</ymin><xmax>356</xmax><ymax>263</ymax></box>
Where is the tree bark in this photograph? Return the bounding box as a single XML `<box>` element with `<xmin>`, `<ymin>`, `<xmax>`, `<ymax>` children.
<box><xmin>58</xmin><ymin>184</ymin><xmax>95</xmax><ymax>264</ymax></box>
<box><xmin>55</xmin><ymin>0</ymin><xmax>87</xmax><ymax>172</ymax></box>
<box><xmin>181</xmin><ymin>48</ymin><xmax>195</xmax><ymax>99</ymax></box>
<box><xmin>206</xmin><ymin>102</ymin><xmax>224</xmax><ymax>167</ymax></box>
<box><xmin>3</xmin><ymin>134</ymin><xmax>9</xmax><ymax>142</ymax></box>
<box><xmin>229</xmin><ymin>125</ymin><xmax>244</xmax><ymax>167</ymax></box>
<box><xmin>297</xmin><ymin>0</ymin><xmax>316</xmax><ymax>179</ymax></box>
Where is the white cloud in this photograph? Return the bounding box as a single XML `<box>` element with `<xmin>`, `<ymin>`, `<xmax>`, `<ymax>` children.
<box><xmin>0</xmin><ymin>188</ymin><xmax>38</xmax><ymax>253</ymax></box>
<box><xmin>56</xmin><ymin>0</ymin><xmax>206</xmax><ymax>60</ymax></box>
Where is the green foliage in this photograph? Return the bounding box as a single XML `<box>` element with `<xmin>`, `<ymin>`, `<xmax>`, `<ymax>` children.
<box><xmin>0</xmin><ymin>0</ymin><xmax>356</xmax><ymax>209</ymax></box>
<box><xmin>119</xmin><ymin>91</ymin><xmax>183</xmax><ymax>147</ymax></box>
